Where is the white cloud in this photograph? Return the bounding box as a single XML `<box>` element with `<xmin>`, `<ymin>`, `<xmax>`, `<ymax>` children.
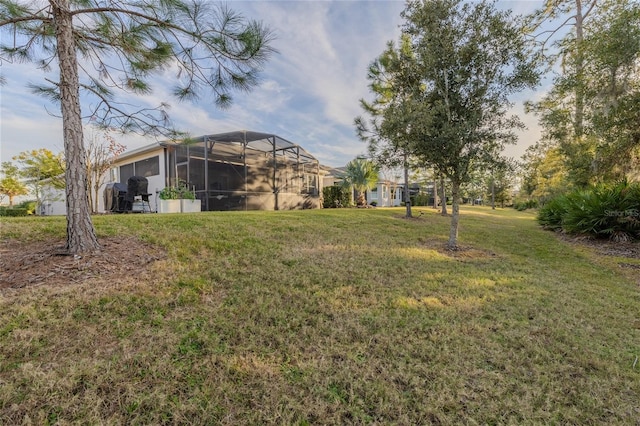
<box><xmin>1</xmin><ymin>0</ymin><xmax>545</xmax><ymax>169</ymax></box>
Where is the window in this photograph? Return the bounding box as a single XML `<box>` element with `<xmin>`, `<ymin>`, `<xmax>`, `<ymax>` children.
<box><xmin>302</xmin><ymin>173</ymin><xmax>317</xmax><ymax>195</ymax></box>
<box><xmin>136</xmin><ymin>157</ymin><xmax>160</xmax><ymax>177</ymax></box>
<box><xmin>120</xmin><ymin>163</ymin><xmax>134</xmax><ymax>183</ymax></box>
<box><xmin>119</xmin><ymin>156</ymin><xmax>160</xmax><ymax>182</ymax></box>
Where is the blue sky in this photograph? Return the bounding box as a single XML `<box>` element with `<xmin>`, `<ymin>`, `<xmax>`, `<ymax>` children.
<box><xmin>1</xmin><ymin>0</ymin><xmax>545</xmax><ymax>168</ymax></box>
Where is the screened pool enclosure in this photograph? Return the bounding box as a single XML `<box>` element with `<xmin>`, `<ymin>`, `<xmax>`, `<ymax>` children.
<box><xmin>163</xmin><ymin>131</ymin><xmax>321</xmax><ymax>211</ymax></box>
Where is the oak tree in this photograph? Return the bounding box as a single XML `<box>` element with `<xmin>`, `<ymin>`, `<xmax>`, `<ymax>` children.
<box><xmin>371</xmin><ymin>0</ymin><xmax>539</xmax><ymax>248</ymax></box>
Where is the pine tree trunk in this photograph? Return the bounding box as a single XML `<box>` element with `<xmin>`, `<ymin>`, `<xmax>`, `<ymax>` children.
<box><xmin>447</xmin><ymin>179</ymin><xmax>460</xmax><ymax>249</ymax></box>
<box><xmin>53</xmin><ymin>0</ymin><xmax>100</xmax><ymax>254</ymax></box>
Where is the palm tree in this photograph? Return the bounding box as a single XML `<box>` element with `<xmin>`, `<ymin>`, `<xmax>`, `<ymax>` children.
<box><xmin>341</xmin><ymin>158</ymin><xmax>379</xmax><ymax>206</ymax></box>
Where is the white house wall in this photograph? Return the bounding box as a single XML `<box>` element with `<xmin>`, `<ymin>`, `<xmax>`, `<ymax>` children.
<box><xmin>39</xmin><ymin>185</ymin><xmax>67</xmax><ymax>216</ymax></box>
<box><xmin>39</xmin><ymin>147</ymin><xmax>167</xmax><ymax>215</ymax></box>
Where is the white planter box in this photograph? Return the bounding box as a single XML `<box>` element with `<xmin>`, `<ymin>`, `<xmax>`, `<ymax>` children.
<box><xmin>158</xmin><ymin>199</ymin><xmax>181</xmax><ymax>213</ymax></box>
<box><xmin>180</xmin><ymin>199</ymin><xmax>201</xmax><ymax>213</ymax></box>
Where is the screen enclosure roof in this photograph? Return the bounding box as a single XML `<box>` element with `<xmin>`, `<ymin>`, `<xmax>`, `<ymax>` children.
<box><xmin>172</xmin><ymin>130</ymin><xmax>319</xmax><ymax>165</ymax></box>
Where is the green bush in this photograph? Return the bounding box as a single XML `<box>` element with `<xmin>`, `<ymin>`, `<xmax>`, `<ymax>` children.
<box><xmin>322</xmin><ymin>186</ymin><xmax>351</xmax><ymax>208</ymax></box>
<box><xmin>537</xmin><ymin>195</ymin><xmax>568</xmax><ymax>231</ymax></box>
<box><xmin>537</xmin><ymin>180</ymin><xmax>640</xmax><ymax>240</ymax></box>
<box><xmin>16</xmin><ymin>200</ymin><xmax>37</xmax><ymax>215</ymax></box>
<box><xmin>410</xmin><ymin>194</ymin><xmax>432</xmax><ymax>206</ymax></box>
<box><xmin>179</xmin><ymin>186</ymin><xmax>196</xmax><ymax>200</ymax></box>
<box><xmin>159</xmin><ymin>180</ymin><xmax>195</xmax><ymax>200</ymax></box>
<box><xmin>0</xmin><ymin>207</ymin><xmax>29</xmax><ymax>217</ymax></box>
<box><xmin>513</xmin><ymin>199</ymin><xmax>538</xmax><ymax>211</ymax></box>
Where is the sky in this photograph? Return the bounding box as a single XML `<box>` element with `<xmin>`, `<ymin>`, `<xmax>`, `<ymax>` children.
<box><xmin>0</xmin><ymin>0</ymin><xmax>546</xmax><ymax>169</ymax></box>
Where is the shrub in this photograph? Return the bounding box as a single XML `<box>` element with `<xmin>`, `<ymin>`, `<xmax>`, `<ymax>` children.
<box><xmin>179</xmin><ymin>186</ymin><xmax>196</xmax><ymax>200</ymax></box>
<box><xmin>159</xmin><ymin>180</ymin><xmax>195</xmax><ymax>200</ymax></box>
<box><xmin>537</xmin><ymin>195</ymin><xmax>569</xmax><ymax>231</ymax></box>
<box><xmin>513</xmin><ymin>199</ymin><xmax>538</xmax><ymax>211</ymax></box>
<box><xmin>0</xmin><ymin>207</ymin><xmax>29</xmax><ymax>217</ymax></box>
<box><xmin>323</xmin><ymin>186</ymin><xmax>351</xmax><ymax>208</ymax></box>
<box><xmin>159</xmin><ymin>186</ymin><xmax>180</xmax><ymax>200</ymax></box>
<box><xmin>564</xmin><ymin>181</ymin><xmax>639</xmax><ymax>241</ymax></box>
<box><xmin>16</xmin><ymin>200</ymin><xmax>37</xmax><ymax>215</ymax></box>
<box><xmin>537</xmin><ymin>180</ymin><xmax>640</xmax><ymax>240</ymax></box>
<box><xmin>410</xmin><ymin>194</ymin><xmax>431</xmax><ymax>206</ymax></box>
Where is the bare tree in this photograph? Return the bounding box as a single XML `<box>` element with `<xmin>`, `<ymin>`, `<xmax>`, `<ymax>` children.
<box><xmin>85</xmin><ymin>127</ymin><xmax>126</xmax><ymax>213</ymax></box>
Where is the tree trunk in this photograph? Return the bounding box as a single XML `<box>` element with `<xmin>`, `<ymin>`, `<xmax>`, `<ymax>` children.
<box><xmin>439</xmin><ymin>175</ymin><xmax>447</xmax><ymax>215</ymax></box>
<box><xmin>491</xmin><ymin>174</ymin><xmax>495</xmax><ymax>210</ymax></box>
<box><xmin>432</xmin><ymin>172</ymin><xmax>437</xmax><ymax>209</ymax></box>
<box><xmin>574</xmin><ymin>0</ymin><xmax>585</xmax><ymax>139</ymax></box>
<box><xmin>53</xmin><ymin>0</ymin><xmax>100</xmax><ymax>254</ymax></box>
<box><xmin>447</xmin><ymin>179</ymin><xmax>460</xmax><ymax>249</ymax></box>
<box><xmin>403</xmin><ymin>153</ymin><xmax>412</xmax><ymax>218</ymax></box>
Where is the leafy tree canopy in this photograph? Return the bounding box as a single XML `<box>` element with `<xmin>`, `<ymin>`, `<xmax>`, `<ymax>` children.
<box><xmin>0</xmin><ymin>161</ymin><xmax>28</xmax><ymax>206</ymax></box>
<box><xmin>359</xmin><ymin>0</ymin><xmax>539</xmax><ymax>247</ymax></box>
<box><xmin>13</xmin><ymin>148</ymin><xmax>66</xmax><ymax>190</ymax></box>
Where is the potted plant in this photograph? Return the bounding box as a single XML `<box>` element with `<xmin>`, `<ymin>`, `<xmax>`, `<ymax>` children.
<box><xmin>178</xmin><ymin>184</ymin><xmax>201</xmax><ymax>213</ymax></box>
<box><xmin>157</xmin><ymin>186</ymin><xmax>181</xmax><ymax>213</ymax></box>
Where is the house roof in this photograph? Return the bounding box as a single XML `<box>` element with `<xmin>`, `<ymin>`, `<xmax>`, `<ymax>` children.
<box><xmin>115</xmin><ymin>141</ymin><xmax>164</xmax><ymax>163</ymax></box>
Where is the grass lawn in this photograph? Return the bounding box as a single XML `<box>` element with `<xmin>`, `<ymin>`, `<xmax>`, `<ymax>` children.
<box><xmin>1</xmin><ymin>206</ymin><xmax>639</xmax><ymax>424</ymax></box>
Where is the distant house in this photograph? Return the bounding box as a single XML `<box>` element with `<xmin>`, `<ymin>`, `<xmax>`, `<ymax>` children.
<box><xmin>366</xmin><ymin>180</ymin><xmax>404</xmax><ymax>207</ymax></box>
<box><xmin>322</xmin><ymin>167</ymin><xmax>403</xmax><ymax>207</ymax></box>
<box><xmin>41</xmin><ymin>130</ymin><xmax>324</xmax><ymax>214</ymax></box>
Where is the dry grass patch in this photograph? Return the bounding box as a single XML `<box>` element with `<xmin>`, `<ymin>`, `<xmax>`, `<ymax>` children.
<box><xmin>1</xmin><ymin>207</ymin><xmax>639</xmax><ymax>424</ymax></box>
